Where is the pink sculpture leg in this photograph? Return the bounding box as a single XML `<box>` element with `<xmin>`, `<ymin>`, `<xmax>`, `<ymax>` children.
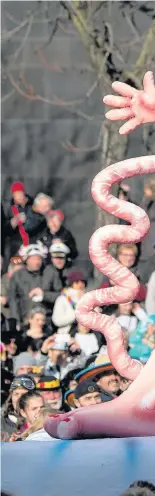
<box><xmin>44</xmin><ymin>72</ymin><xmax>155</xmax><ymax>439</ymax></box>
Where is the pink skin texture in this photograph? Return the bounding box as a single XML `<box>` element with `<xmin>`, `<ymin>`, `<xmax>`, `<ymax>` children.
<box><xmin>44</xmin><ymin>72</ymin><xmax>155</xmax><ymax>439</ymax></box>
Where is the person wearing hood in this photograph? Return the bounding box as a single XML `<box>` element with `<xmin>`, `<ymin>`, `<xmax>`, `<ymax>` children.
<box><xmin>40</xmin><ymin>209</ymin><xmax>78</xmax><ymax>262</ymax></box>
<box><xmin>8</xmin><ymin>243</ymin><xmax>47</xmax><ymax>326</ymax></box>
<box><xmin>52</xmin><ymin>269</ymin><xmax>87</xmax><ymax>333</ymax></box>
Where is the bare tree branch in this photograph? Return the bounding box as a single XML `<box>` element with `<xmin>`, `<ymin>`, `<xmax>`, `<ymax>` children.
<box><xmin>1</xmin><ymin>15</ymin><xmax>32</xmax><ymax>42</ymax></box>
<box><xmin>8</xmin><ymin>72</ymin><xmax>96</xmax><ymax>121</ymax></box>
<box><xmin>7</xmin><ymin>14</ymin><xmax>34</xmax><ymax>71</ymax></box>
<box><xmin>1</xmin><ymin>88</ymin><xmax>15</xmax><ymax>103</ymax></box>
<box><xmin>36</xmin><ymin>48</ymin><xmax>64</xmax><ymax>73</ymax></box>
<box><xmin>62</xmin><ymin>126</ymin><xmax>102</xmax><ymax>152</ymax></box>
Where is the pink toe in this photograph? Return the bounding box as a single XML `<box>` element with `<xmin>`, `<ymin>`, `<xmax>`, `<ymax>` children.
<box><xmin>57</xmin><ymin>417</ymin><xmax>79</xmax><ymax>440</ymax></box>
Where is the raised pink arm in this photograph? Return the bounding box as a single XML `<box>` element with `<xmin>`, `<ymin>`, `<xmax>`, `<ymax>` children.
<box><xmin>44</xmin><ymin>72</ymin><xmax>155</xmax><ymax>439</ymax></box>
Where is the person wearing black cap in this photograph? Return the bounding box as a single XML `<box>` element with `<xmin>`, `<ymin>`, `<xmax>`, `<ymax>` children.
<box><xmin>74</xmin><ymin>380</ymin><xmax>102</xmax><ymax>408</ymax></box>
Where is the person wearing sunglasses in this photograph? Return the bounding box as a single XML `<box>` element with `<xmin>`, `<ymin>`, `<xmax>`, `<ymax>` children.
<box><xmin>1</xmin><ymin>374</ymin><xmax>35</xmax><ymax>439</ymax></box>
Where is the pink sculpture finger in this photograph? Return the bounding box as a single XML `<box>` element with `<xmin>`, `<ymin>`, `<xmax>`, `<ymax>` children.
<box><xmin>45</xmin><ymin>72</ymin><xmax>155</xmax><ymax>440</ymax></box>
<box><xmin>103</xmin><ymin>71</ymin><xmax>155</xmax><ymax>134</ymax></box>
<box><xmin>105</xmin><ymin>108</ymin><xmax>134</xmax><ymax>121</ymax></box>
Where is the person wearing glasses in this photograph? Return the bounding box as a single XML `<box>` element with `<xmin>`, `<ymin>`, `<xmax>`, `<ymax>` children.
<box><xmin>1</xmin><ymin>374</ymin><xmax>35</xmax><ymax>439</ymax></box>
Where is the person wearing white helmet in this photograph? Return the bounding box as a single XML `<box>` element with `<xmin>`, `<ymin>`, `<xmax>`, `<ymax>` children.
<box><xmin>8</xmin><ymin>242</ymin><xmax>48</xmax><ymax>326</ymax></box>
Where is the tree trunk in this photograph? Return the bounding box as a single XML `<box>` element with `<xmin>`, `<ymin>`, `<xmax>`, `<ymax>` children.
<box><xmin>93</xmin><ymin>120</ymin><xmax>128</xmax><ymax>281</ymax></box>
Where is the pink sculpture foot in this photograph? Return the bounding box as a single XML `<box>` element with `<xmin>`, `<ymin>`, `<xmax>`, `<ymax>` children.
<box><xmin>44</xmin><ymin>72</ymin><xmax>155</xmax><ymax>439</ymax></box>
<box><xmin>45</xmin><ymin>350</ymin><xmax>155</xmax><ymax>439</ymax></box>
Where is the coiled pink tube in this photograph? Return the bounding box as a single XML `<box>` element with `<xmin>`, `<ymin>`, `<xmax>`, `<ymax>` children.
<box><xmin>76</xmin><ymin>156</ymin><xmax>155</xmax><ymax>381</ymax></box>
<box><xmin>45</xmin><ymin>72</ymin><xmax>155</xmax><ymax>439</ymax></box>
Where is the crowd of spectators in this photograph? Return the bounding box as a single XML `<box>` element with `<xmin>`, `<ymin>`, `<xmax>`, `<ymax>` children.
<box><xmin>1</xmin><ymin>178</ymin><xmax>155</xmax><ymax>442</ymax></box>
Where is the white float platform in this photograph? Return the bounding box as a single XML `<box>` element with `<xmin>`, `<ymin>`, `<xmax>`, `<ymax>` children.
<box><xmin>1</xmin><ymin>438</ymin><xmax>155</xmax><ymax>496</ymax></box>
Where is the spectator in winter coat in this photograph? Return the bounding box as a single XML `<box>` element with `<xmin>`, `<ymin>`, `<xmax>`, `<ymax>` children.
<box><xmin>41</xmin><ymin>242</ymin><xmax>71</xmax><ymax>322</ymax></box>
<box><xmin>1</xmin><ymin>256</ymin><xmax>24</xmax><ymax>319</ymax></box>
<box><xmin>116</xmin><ymin>301</ymin><xmax>148</xmax><ymax>332</ymax></box>
<box><xmin>19</xmin><ymin>306</ymin><xmax>52</xmax><ymax>353</ymax></box>
<box><xmin>1</xmin><ymin>331</ymin><xmax>18</xmax><ymax>374</ymax></box>
<box><xmin>23</xmin><ymin>193</ymin><xmax>54</xmax><ymax>244</ymax></box>
<box><xmin>8</xmin><ymin>243</ymin><xmax>47</xmax><ymax>325</ymax></box>
<box><xmin>52</xmin><ymin>269</ymin><xmax>87</xmax><ymax>333</ymax></box>
<box><xmin>37</xmin><ymin>336</ymin><xmax>87</xmax><ymax>380</ymax></box>
<box><xmin>138</xmin><ymin>177</ymin><xmax>155</xmax><ymax>275</ymax></box>
<box><xmin>69</xmin><ymin>321</ymin><xmax>103</xmax><ymax>356</ymax></box>
<box><xmin>40</xmin><ymin>209</ymin><xmax>78</xmax><ymax>261</ymax></box>
<box><xmin>6</xmin><ymin>182</ymin><xmax>33</xmax><ymax>257</ymax></box>
<box><xmin>1</xmin><ymin>374</ymin><xmax>36</xmax><ymax>438</ymax></box>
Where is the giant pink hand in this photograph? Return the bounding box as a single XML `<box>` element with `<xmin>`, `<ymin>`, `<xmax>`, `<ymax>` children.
<box><xmin>103</xmin><ymin>71</ymin><xmax>155</xmax><ymax>134</ymax></box>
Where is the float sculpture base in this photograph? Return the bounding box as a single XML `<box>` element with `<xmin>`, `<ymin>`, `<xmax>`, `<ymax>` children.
<box><xmin>2</xmin><ymin>438</ymin><xmax>155</xmax><ymax>496</ymax></box>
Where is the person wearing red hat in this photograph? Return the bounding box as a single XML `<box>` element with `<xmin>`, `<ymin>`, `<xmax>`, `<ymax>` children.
<box><xmin>6</xmin><ymin>182</ymin><xmax>33</xmax><ymax>260</ymax></box>
<box><xmin>40</xmin><ymin>209</ymin><xmax>78</xmax><ymax>262</ymax></box>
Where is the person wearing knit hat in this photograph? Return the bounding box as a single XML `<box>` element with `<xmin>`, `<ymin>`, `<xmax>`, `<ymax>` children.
<box><xmin>13</xmin><ymin>352</ymin><xmax>37</xmax><ymax>376</ymax></box>
<box><xmin>11</xmin><ymin>182</ymin><xmax>25</xmax><ymax>195</ymax></box>
<box><xmin>6</xmin><ymin>181</ymin><xmax>33</xmax><ymax>261</ymax></box>
<box><xmin>40</xmin><ymin>208</ymin><xmax>78</xmax><ymax>261</ymax></box>
<box><xmin>67</xmin><ymin>270</ymin><xmax>87</xmax><ymax>286</ymax></box>
<box><xmin>52</xmin><ymin>268</ymin><xmax>87</xmax><ymax>334</ymax></box>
